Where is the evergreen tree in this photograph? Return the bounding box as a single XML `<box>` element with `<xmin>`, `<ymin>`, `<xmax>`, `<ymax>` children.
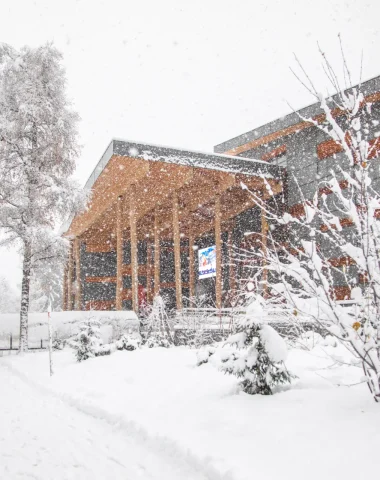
<box><xmin>220</xmin><ymin>299</ymin><xmax>295</xmax><ymax>395</ymax></box>
<box><xmin>73</xmin><ymin>317</ymin><xmax>102</xmax><ymax>362</ymax></box>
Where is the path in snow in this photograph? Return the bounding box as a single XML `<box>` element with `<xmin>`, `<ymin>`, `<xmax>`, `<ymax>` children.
<box><xmin>0</xmin><ymin>362</ymin><xmax>227</xmax><ymax>480</ymax></box>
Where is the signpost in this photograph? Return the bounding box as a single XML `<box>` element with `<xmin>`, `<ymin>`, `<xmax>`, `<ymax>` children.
<box><xmin>198</xmin><ymin>245</ymin><xmax>216</xmax><ymax>279</ymax></box>
<box><xmin>47</xmin><ymin>289</ymin><xmax>53</xmax><ymax>376</ymax></box>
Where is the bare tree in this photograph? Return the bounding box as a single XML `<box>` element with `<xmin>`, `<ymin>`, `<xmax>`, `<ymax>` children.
<box><xmin>238</xmin><ymin>48</ymin><xmax>380</xmax><ymax>401</ymax></box>
<box><xmin>0</xmin><ymin>43</ymin><xmax>86</xmax><ymax>352</ymax></box>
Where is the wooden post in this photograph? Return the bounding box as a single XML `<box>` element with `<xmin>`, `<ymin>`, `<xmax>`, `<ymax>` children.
<box><xmin>227</xmin><ymin>229</ymin><xmax>236</xmax><ymax>293</ymax></box>
<box><xmin>154</xmin><ymin>208</ymin><xmax>160</xmax><ymax>297</ymax></box>
<box><xmin>261</xmin><ymin>207</ymin><xmax>268</xmax><ymax>298</ymax></box>
<box><xmin>130</xmin><ymin>185</ymin><xmax>138</xmax><ymax>313</ymax></box>
<box><xmin>215</xmin><ymin>194</ymin><xmax>222</xmax><ymax>310</ymax></box>
<box><xmin>146</xmin><ymin>241</ymin><xmax>152</xmax><ymax>303</ymax></box>
<box><xmin>67</xmin><ymin>240</ymin><xmax>74</xmax><ymax>311</ymax></box>
<box><xmin>62</xmin><ymin>265</ymin><xmax>68</xmax><ymax>311</ymax></box>
<box><xmin>172</xmin><ymin>192</ymin><xmax>183</xmax><ymax>310</ymax></box>
<box><xmin>189</xmin><ymin>231</ymin><xmax>195</xmax><ymax>306</ymax></box>
<box><xmin>74</xmin><ymin>238</ymin><xmax>82</xmax><ymax>310</ymax></box>
<box><xmin>116</xmin><ymin>195</ymin><xmax>123</xmax><ymax>310</ymax></box>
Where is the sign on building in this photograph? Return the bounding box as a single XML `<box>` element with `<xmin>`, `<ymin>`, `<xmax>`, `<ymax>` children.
<box><xmin>198</xmin><ymin>245</ymin><xmax>216</xmax><ymax>279</ymax></box>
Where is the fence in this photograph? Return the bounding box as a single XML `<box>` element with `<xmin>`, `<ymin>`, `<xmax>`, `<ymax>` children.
<box><xmin>0</xmin><ymin>333</ymin><xmax>48</xmax><ymax>352</ymax></box>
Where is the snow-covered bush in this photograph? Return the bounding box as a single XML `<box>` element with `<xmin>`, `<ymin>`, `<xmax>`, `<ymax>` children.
<box><xmin>220</xmin><ymin>300</ymin><xmax>295</xmax><ymax>395</ymax></box>
<box><xmin>72</xmin><ymin>317</ymin><xmax>102</xmax><ymax>362</ymax></box>
<box><xmin>196</xmin><ymin>346</ymin><xmax>216</xmax><ymax>366</ymax></box>
<box><xmin>52</xmin><ymin>337</ymin><xmax>66</xmax><ymax>351</ymax></box>
<box><xmin>116</xmin><ymin>333</ymin><xmax>141</xmax><ymax>351</ymax></box>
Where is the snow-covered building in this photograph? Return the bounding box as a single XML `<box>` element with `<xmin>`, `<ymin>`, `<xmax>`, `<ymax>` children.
<box><xmin>62</xmin><ymin>141</ymin><xmax>283</xmax><ymax>311</ymax></box>
<box><xmin>63</xmin><ymin>75</ymin><xmax>380</xmax><ymax>311</ymax></box>
<box><xmin>215</xmin><ymin>74</ymin><xmax>380</xmax><ymax>301</ymax></box>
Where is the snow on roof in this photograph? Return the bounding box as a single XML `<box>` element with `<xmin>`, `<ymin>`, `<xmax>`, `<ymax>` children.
<box><xmin>84</xmin><ymin>139</ymin><xmax>282</xmax><ymax>190</ymax></box>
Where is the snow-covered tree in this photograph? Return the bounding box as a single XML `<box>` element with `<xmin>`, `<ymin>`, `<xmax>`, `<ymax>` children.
<box><xmin>29</xmin><ymin>255</ymin><xmax>65</xmax><ymax>312</ymax></box>
<box><xmin>220</xmin><ymin>297</ymin><xmax>294</xmax><ymax>395</ymax></box>
<box><xmin>0</xmin><ymin>43</ymin><xmax>86</xmax><ymax>352</ymax></box>
<box><xmin>0</xmin><ymin>275</ymin><xmax>19</xmax><ymax>313</ymax></box>
<box><xmin>73</xmin><ymin>317</ymin><xmax>102</xmax><ymax>362</ymax></box>
<box><xmin>239</xmin><ymin>51</ymin><xmax>380</xmax><ymax>401</ymax></box>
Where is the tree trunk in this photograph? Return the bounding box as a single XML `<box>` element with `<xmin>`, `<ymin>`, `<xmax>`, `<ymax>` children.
<box><xmin>19</xmin><ymin>240</ymin><xmax>32</xmax><ymax>353</ymax></box>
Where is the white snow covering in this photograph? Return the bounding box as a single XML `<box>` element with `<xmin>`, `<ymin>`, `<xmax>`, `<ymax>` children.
<box><xmin>259</xmin><ymin>324</ymin><xmax>288</xmax><ymax>362</ymax></box>
<box><xmin>0</xmin><ymin>310</ymin><xmax>139</xmax><ymax>347</ymax></box>
<box><xmin>1</xmin><ymin>344</ymin><xmax>379</xmax><ymax>480</ymax></box>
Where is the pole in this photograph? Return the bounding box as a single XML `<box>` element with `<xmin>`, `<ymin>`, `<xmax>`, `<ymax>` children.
<box><xmin>47</xmin><ymin>289</ymin><xmax>53</xmax><ymax>376</ymax></box>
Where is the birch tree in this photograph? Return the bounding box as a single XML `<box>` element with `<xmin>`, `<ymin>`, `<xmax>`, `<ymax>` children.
<box><xmin>0</xmin><ymin>43</ymin><xmax>85</xmax><ymax>352</ymax></box>
<box><xmin>238</xmin><ymin>52</ymin><xmax>380</xmax><ymax>401</ymax></box>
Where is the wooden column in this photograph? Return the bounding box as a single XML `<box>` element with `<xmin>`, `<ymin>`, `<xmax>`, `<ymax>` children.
<box><xmin>154</xmin><ymin>208</ymin><xmax>160</xmax><ymax>297</ymax></box>
<box><xmin>227</xmin><ymin>229</ymin><xmax>236</xmax><ymax>293</ymax></box>
<box><xmin>74</xmin><ymin>238</ymin><xmax>82</xmax><ymax>310</ymax></box>
<box><xmin>130</xmin><ymin>185</ymin><xmax>138</xmax><ymax>313</ymax></box>
<box><xmin>67</xmin><ymin>240</ymin><xmax>74</xmax><ymax>311</ymax></box>
<box><xmin>215</xmin><ymin>194</ymin><xmax>222</xmax><ymax>310</ymax></box>
<box><xmin>189</xmin><ymin>231</ymin><xmax>195</xmax><ymax>306</ymax></box>
<box><xmin>172</xmin><ymin>192</ymin><xmax>183</xmax><ymax>310</ymax></box>
<box><xmin>261</xmin><ymin>207</ymin><xmax>269</xmax><ymax>298</ymax></box>
<box><xmin>146</xmin><ymin>241</ymin><xmax>152</xmax><ymax>303</ymax></box>
<box><xmin>62</xmin><ymin>265</ymin><xmax>68</xmax><ymax>311</ymax></box>
<box><xmin>116</xmin><ymin>195</ymin><xmax>123</xmax><ymax>310</ymax></box>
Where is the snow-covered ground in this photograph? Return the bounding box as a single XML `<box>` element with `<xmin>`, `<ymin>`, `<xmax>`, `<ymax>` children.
<box><xmin>1</xmin><ymin>344</ymin><xmax>380</xmax><ymax>480</ymax></box>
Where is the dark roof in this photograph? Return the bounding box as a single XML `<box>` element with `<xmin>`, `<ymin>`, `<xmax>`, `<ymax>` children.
<box><xmin>85</xmin><ymin>139</ymin><xmax>282</xmax><ymax>190</ymax></box>
<box><xmin>214</xmin><ymin>74</ymin><xmax>380</xmax><ymax>154</ymax></box>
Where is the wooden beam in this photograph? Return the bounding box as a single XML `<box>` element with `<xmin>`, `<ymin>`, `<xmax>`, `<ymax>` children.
<box><xmin>146</xmin><ymin>241</ymin><xmax>152</xmax><ymax>303</ymax></box>
<box><xmin>189</xmin><ymin>230</ymin><xmax>195</xmax><ymax>306</ymax></box>
<box><xmin>130</xmin><ymin>185</ymin><xmax>138</xmax><ymax>313</ymax></box>
<box><xmin>62</xmin><ymin>265</ymin><xmax>68</xmax><ymax>311</ymax></box>
<box><xmin>215</xmin><ymin>194</ymin><xmax>222</xmax><ymax>310</ymax></box>
<box><xmin>173</xmin><ymin>192</ymin><xmax>183</xmax><ymax>310</ymax></box>
<box><xmin>67</xmin><ymin>241</ymin><xmax>74</xmax><ymax>311</ymax></box>
<box><xmin>116</xmin><ymin>195</ymin><xmax>123</xmax><ymax>310</ymax></box>
<box><xmin>228</xmin><ymin>229</ymin><xmax>236</xmax><ymax>293</ymax></box>
<box><xmin>154</xmin><ymin>208</ymin><xmax>160</xmax><ymax>296</ymax></box>
<box><xmin>74</xmin><ymin>238</ymin><xmax>82</xmax><ymax>310</ymax></box>
<box><xmin>66</xmin><ymin>156</ymin><xmax>150</xmax><ymax>237</ymax></box>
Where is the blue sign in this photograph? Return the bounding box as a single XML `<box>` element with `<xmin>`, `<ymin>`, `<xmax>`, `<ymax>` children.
<box><xmin>198</xmin><ymin>245</ymin><xmax>216</xmax><ymax>279</ymax></box>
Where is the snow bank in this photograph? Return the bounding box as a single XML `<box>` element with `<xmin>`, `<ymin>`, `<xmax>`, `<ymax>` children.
<box><xmin>3</xmin><ymin>345</ymin><xmax>379</xmax><ymax>480</ymax></box>
<box><xmin>0</xmin><ymin>311</ymin><xmax>139</xmax><ymax>346</ymax></box>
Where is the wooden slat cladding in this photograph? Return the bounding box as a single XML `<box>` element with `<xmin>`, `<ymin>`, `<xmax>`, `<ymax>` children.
<box><xmin>320</xmin><ymin>217</ymin><xmax>354</xmax><ymax>232</ymax></box>
<box><xmin>86</xmin><ymin>276</ymin><xmax>116</xmax><ymax>283</ymax></box>
<box><xmin>317</xmin><ymin>139</ymin><xmax>343</xmax><ymax>160</ymax></box>
<box><xmin>85</xmin><ymin>243</ymin><xmax>114</xmax><ymax>253</ymax></box>
<box><xmin>368</xmin><ymin>137</ymin><xmax>380</xmax><ymax>159</ymax></box>
<box><xmin>319</xmin><ymin>180</ymin><xmax>349</xmax><ymax>195</ymax></box>
<box><xmin>332</xmin><ymin>286</ymin><xmax>351</xmax><ymax>300</ymax></box>
<box><xmin>261</xmin><ymin>145</ymin><xmax>286</xmax><ymax>162</ymax></box>
<box><xmin>289</xmin><ymin>203</ymin><xmax>305</xmax><ymax>218</ymax></box>
<box><xmin>223</xmin><ymin>92</ymin><xmax>380</xmax><ymax>156</ymax></box>
<box><xmin>318</xmin><ymin>136</ymin><xmax>380</xmax><ymax>161</ymax></box>
<box><xmin>328</xmin><ymin>256</ymin><xmax>355</xmax><ymax>267</ymax></box>
<box><xmin>359</xmin><ymin>273</ymin><xmax>368</xmax><ymax>284</ymax></box>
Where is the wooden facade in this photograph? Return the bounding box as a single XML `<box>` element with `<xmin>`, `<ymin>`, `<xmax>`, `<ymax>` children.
<box><xmin>63</xmin><ymin>140</ymin><xmax>283</xmax><ymax>313</ymax></box>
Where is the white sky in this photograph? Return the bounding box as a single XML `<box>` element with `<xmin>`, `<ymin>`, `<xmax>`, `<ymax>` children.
<box><xmin>1</xmin><ymin>0</ymin><xmax>380</xmax><ymax>291</ymax></box>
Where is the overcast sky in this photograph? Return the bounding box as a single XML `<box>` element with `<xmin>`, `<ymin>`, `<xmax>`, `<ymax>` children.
<box><xmin>1</xmin><ymin>0</ymin><xmax>380</xmax><ymax>291</ymax></box>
